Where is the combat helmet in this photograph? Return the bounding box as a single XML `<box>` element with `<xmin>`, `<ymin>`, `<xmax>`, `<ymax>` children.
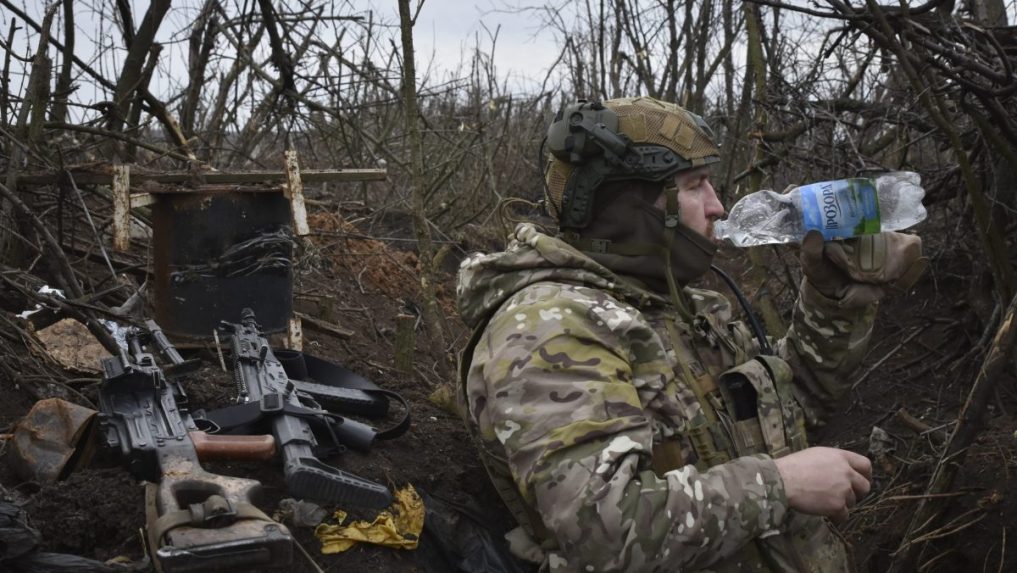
<box><xmin>545</xmin><ymin>97</ymin><xmax>720</xmax><ymax>230</ymax></box>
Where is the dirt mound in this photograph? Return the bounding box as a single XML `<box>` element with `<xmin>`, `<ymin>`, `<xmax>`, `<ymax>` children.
<box><xmin>307</xmin><ymin>212</ymin><xmax>457</xmax><ymax>316</ymax></box>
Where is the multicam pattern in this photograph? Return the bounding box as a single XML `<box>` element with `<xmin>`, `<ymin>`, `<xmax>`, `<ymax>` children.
<box><xmin>457</xmin><ymin>224</ymin><xmax>875</xmax><ymax>572</ymax></box>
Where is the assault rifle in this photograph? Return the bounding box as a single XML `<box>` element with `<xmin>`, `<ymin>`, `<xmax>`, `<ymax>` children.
<box><xmin>98</xmin><ymin>321</ymin><xmax>292</xmax><ymax>573</ymax></box>
<box><xmin>198</xmin><ymin>308</ymin><xmax>403</xmax><ymax>509</ymax></box>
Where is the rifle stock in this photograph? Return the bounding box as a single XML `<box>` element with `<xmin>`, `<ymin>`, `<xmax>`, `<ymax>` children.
<box><xmin>98</xmin><ymin>325</ymin><xmax>292</xmax><ymax>572</ymax></box>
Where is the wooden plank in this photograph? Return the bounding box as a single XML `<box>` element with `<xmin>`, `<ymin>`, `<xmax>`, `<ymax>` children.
<box><xmin>15</xmin><ymin>168</ymin><xmax>387</xmax><ymax>187</ymax></box>
<box><xmin>287</xmin><ymin>317</ymin><xmax>303</xmax><ymax>351</ymax></box>
<box><xmin>111</xmin><ymin>165</ymin><xmax>131</xmax><ymax>251</ymax></box>
<box><xmin>284</xmin><ymin>150</ymin><xmax>310</xmax><ymax>236</ymax></box>
<box><xmin>129</xmin><ymin>193</ymin><xmax>156</xmax><ymax>208</ymax></box>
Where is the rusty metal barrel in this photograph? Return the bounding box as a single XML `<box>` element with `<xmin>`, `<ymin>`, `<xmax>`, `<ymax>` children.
<box><xmin>152</xmin><ymin>191</ymin><xmax>293</xmax><ymax>338</ymax></box>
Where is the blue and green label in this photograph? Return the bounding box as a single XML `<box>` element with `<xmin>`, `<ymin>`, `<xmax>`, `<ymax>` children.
<box><xmin>799</xmin><ymin>178</ymin><xmax>881</xmax><ymax>240</ymax></box>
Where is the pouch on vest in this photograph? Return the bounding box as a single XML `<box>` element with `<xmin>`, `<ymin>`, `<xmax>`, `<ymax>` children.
<box><xmin>755</xmin><ymin>354</ymin><xmax>809</xmax><ymax>452</ymax></box>
<box><xmin>717</xmin><ymin>356</ymin><xmax>805</xmax><ymax>459</ymax></box>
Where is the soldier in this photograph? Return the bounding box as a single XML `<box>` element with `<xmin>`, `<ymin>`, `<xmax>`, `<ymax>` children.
<box><xmin>456</xmin><ymin>97</ymin><xmax>926</xmax><ymax>572</ymax></box>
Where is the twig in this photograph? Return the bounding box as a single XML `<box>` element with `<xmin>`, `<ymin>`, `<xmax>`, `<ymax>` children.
<box><xmin>851</xmin><ymin>326</ymin><xmax>923</xmax><ymax>390</ymax></box>
<box><xmin>0</xmin><ymin>179</ymin><xmax>84</xmax><ymax>299</ymax></box>
<box><xmin>355</xmin><ymin>267</ymin><xmax>368</xmax><ymax>294</ymax></box>
<box><xmin>998</xmin><ymin>527</ymin><xmax>1006</xmax><ymax>573</ymax></box>
<box><xmin>0</xmin><ymin>0</ymin><xmax>197</xmax><ymax>160</ymax></box>
<box><xmin>292</xmin><ymin>535</ymin><xmax>325</xmax><ymax>573</ymax></box>
<box><xmin>880</xmin><ymin>492</ymin><xmax>969</xmax><ymax>503</ymax></box>
<box><xmin>917</xmin><ymin>549</ymin><xmax>959</xmax><ymax>573</ymax></box>
<box><xmin>894</xmin><ymin>349</ymin><xmax>938</xmax><ymax>373</ymax></box>
<box><xmin>293</xmin><ymin>311</ymin><xmax>353</xmax><ymax>339</ymax></box>
<box><xmin>949</xmin><ymin>301</ymin><xmax>1002</xmax><ymax>374</ymax></box>
<box><xmin>0</xmin><ymin>356</ymin><xmax>97</xmax><ymax>409</ymax></box>
<box><xmin>45</xmin><ymin>122</ymin><xmax>193</xmax><ymax>162</ymax></box>
<box><xmin>60</xmin><ymin>170</ymin><xmax>117</xmax><ymax>281</ymax></box>
<box><xmin>899</xmin><ymin>508</ymin><xmax>987</xmax><ymax>549</ymax></box>
<box><xmin>213</xmin><ymin>328</ymin><xmax>227</xmax><ymax>373</ymax></box>
<box><xmin>895</xmin><ymin>408</ymin><xmax>946</xmax><ymax>445</ymax></box>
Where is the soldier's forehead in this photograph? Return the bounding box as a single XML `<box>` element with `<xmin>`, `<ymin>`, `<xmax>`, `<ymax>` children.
<box><xmin>675</xmin><ymin>166</ymin><xmax>712</xmax><ymax>184</ymax></box>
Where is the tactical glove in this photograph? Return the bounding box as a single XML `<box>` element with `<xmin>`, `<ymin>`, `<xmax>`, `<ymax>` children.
<box><xmin>800</xmin><ymin>230</ymin><xmax>928</xmax><ymax>308</ymax></box>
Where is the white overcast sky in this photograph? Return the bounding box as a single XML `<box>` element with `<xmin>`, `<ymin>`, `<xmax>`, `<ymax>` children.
<box><xmin>2</xmin><ymin>0</ymin><xmax>562</xmax><ymax>102</ymax></box>
<box><xmin>397</xmin><ymin>0</ymin><xmax>561</xmax><ymax>90</ymax></box>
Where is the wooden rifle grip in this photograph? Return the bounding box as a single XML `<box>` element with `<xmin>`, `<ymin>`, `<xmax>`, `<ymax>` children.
<box><xmin>189</xmin><ymin>431</ymin><xmax>276</xmax><ymax>462</ymax></box>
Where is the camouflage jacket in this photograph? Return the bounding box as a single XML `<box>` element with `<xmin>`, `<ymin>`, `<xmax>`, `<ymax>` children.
<box><xmin>457</xmin><ymin>224</ymin><xmax>877</xmax><ymax>573</ymax></box>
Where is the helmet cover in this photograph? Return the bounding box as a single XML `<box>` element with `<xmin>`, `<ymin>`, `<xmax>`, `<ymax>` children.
<box><xmin>545</xmin><ymin>97</ymin><xmax>720</xmax><ymax>228</ymax></box>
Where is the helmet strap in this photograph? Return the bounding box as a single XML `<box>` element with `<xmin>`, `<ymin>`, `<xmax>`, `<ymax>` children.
<box><xmin>661</xmin><ymin>181</ymin><xmax>696</xmax><ymax>322</ymax></box>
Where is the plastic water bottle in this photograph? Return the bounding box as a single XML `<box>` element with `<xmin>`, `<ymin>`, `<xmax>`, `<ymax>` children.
<box><xmin>714</xmin><ymin>172</ymin><xmax>927</xmax><ymax>247</ymax></box>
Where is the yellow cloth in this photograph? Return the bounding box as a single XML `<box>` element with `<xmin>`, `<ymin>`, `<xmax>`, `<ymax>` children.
<box><xmin>315</xmin><ymin>484</ymin><xmax>425</xmax><ymax>554</ymax></box>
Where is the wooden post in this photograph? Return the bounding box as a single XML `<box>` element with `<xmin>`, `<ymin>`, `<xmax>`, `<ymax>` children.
<box><xmin>283</xmin><ymin>150</ymin><xmax>309</xmax><ymax>236</ymax></box>
<box><xmin>394</xmin><ymin>314</ymin><xmax>416</xmax><ymax>374</ymax></box>
<box><xmin>111</xmin><ymin>165</ymin><xmax>131</xmax><ymax>251</ymax></box>
<box><xmin>287</xmin><ymin>316</ymin><xmax>303</xmax><ymax>351</ymax></box>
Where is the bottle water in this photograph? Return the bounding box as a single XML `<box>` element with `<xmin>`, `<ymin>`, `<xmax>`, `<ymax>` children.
<box><xmin>714</xmin><ymin>172</ymin><xmax>927</xmax><ymax>247</ymax></box>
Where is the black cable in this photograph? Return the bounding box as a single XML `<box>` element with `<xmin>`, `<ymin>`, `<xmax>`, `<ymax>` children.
<box><xmin>710</xmin><ymin>264</ymin><xmax>774</xmax><ymax>356</ymax></box>
<box><xmin>537</xmin><ymin>135</ymin><xmax>548</xmax><ymax>196</ymax></box>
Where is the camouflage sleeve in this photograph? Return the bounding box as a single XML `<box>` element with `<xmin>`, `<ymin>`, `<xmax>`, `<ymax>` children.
<box><xmin>778</xmin><ymin>279</ymin><xmax>878</xmax><ymax>426</ymax></box>
<box><xmin>472</xmin><ymin>283</ymin><xmax>789</xmax><ymax>572</ymax></box>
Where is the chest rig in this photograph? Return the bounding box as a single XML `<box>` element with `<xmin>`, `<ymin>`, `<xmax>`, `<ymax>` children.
<box><xmin>650</xmin><ymin>303</ymin><xmax>810</xmax><ymax>477</ymax></box>
<box><xmin>649</xmin><ymin>299</ymin><xmax>833</xmax><ymax>573</ymax></box>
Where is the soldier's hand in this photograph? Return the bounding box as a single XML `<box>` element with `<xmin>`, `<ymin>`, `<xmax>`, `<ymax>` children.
<box><xmin>800</xmin><ymin>230</ymin><xmax>928</xmax><ymax>308</ymax></box>
<box><xmin>773</xmin><ymin>446</ymin><xmax>871</xmax><ymax>522</ymax></box>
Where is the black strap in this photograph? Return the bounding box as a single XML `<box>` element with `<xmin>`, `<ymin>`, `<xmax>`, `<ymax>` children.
<box><xmin>278</xmin><ymin>350</ymin><xmax>411</xmax><ymax>440</ymax></box>
<box><xmin>365</xmin><ymin>389</ymin><xmax>411</xmax><ymax>440</ymax></box>
<box><xmin>295</xmin><ymin>351</ymin><xmax>382</xmax><ymax>392</ymax></box>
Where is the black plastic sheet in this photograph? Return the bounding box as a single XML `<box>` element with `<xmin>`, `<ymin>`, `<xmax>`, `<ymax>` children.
<box><xmin>417</xmin><ymin>490</ymin><xmax>537</xmax><ymax>573</ymax></box>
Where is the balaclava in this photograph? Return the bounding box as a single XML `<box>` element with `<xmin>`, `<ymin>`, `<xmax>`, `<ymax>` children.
<box><xmin>576</xmin><ymin>179</ymin><xmax>717</xmax><ymax>293</ymax></box>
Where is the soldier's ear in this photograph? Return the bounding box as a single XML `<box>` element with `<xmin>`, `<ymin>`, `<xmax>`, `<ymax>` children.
<box><xmin>653</xmin><ymin>191</ymin><xmax>668</xmax><ymax>210</ymax></box>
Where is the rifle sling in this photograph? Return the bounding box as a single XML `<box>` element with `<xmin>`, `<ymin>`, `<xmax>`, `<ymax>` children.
<box><xmin>360</xmin><ymin>389</ymin><xmax>411</xmax><ymax>440</ymax></box>
<box><xmin>293</xmin><ymin>351</ymin><xmax>380</xmax><ymax>391</ymax></box>
<box><xmin>150</xmin><ymin>498</ymin><xmax>273</xmax><ymax>545</ymax></box>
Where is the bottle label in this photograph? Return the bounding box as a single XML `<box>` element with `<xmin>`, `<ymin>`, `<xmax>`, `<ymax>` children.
<box><xmin>799</xmin><ymin>178</ymin><xmax>881</xmax><ymax>240</ymax></box>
